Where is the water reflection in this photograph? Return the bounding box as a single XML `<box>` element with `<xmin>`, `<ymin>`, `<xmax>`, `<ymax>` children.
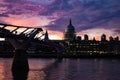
<box><xmin>0</xmin><ymin>58</ymin><xmax>120</xmax><ymax>80</ymax></box>
<box><xmin>0</xmin><ymin>61</ymin><xmax>5</xmax><ymax>80</ymax></box>
<box><xmin>0</xmin><ymin>58</ymin><xmax>12</xmax><ymax>80</ymax></box>
<box><xmin>40</xmin><ymin>59</ymin><xmax>120</xmax><ymax>80</ymax></box>
<box><xmin>28</xmin><ymin>59</ymin><xmax>60</xmax><ymax>80</ymax></box>
<box><xmin>28</xmin><ymin>70</ymin><xmax>46</xmax><ymax>80</ymax></box>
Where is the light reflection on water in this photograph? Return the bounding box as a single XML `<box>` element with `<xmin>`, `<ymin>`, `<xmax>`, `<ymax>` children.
<box><xmin>0</xmin><ymin>58</ymin><xmax>12</xmax><ymax>80</ymax></box>
<box><xmin>0</xmin><ymin>58</ymin><xmax>120</xmax><ymax>80</ymax></box>
<box><xmin>28</xmin><ymin>59</ymin><xmax>55</xmax><ymax>80</ymax></box>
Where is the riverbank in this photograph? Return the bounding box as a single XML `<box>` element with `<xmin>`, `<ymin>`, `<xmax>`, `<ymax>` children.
<box><xmin>0</xmin><ymin>52</ymin><xmax>120</xmax><ymax>58</ymax></box>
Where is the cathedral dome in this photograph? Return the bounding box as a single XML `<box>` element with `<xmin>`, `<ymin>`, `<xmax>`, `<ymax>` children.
<box><xmin>67</xmin><ymin>24</ymin><xmax>75</xmax><ymax>30</ymax></box>
<box><xmin>64</xmin><ymin>19</ymin><xmax>76</xmax><ymax>40</ymax></box>
<box><xmin>65</xmin><ymin>19</ymin><xmax>75</xmax><ymax>32</ymax></box>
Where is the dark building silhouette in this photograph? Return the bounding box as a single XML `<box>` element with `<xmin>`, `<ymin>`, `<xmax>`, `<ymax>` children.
<box><xmin>93</xmin><ymin>37</ymin><xmax>96</xmax><ymax>41</ymax></box>
<box><xmin>109</xmin><ymin>36</ymin><xmax>114</xmax><ymax>41</ymax></box>
<box><xmin>84</xmin><ymin>34</ymin><xmax>89</xmax><ymax>41</ymax></box>
<box><xmin>101</xmin><ymin>34</ymin><xmax>106</xmax><ymax>41</ymax></box>
<box><xmin>114</xmin><ymin>36</ymin><xmax>119</xmax><ymax>41</ymax></box>
<box><xmin>77</xmin><ymin>36</ymin><xmax>82</xmax><ymax>41</ymax></box>
<box><xmin>64</xmin><ymin>19</ymin><xmax>76</xmax><ymax>40</ymax></box>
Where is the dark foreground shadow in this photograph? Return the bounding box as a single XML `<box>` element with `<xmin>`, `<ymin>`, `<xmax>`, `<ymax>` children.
<box><xmin>12</xmin><ymin>50</ymin><xmax>29</xmax><ymax>80</ymax></box>
<box><xmin>12</xmin><ymin>70</ymin><xmax>28</xmax><ymax>80</ymax></box>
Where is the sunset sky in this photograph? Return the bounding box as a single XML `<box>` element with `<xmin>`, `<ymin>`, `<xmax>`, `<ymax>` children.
<box><xmin>0</xmin><ymin>0</ymin><xmax>120</xmax><ymax>40</ymax></box>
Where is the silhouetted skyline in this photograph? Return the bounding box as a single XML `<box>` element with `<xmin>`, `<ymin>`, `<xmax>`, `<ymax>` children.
<box><xmin>0</xmin><ymin>0</ymin><xmax>120</xmax><ymax>40</ymax></box>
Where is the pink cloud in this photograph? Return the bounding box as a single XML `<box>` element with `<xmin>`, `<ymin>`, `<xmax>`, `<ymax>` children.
<box><xmin>45</xmin><ymin>30</ymin><xmax>63</xmax><ymax>40</ymax></box>
<box><xmin>2</xmin><ymin>14</ymin><xmax>53</xmax><ymax>27</ymax></box>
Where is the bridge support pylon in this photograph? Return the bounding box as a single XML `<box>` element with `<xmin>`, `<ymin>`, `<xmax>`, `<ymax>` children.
<box><xmin>12</xmin><ymin>49</ymin><xmax>29</xmax><ymax>72</ymax></box>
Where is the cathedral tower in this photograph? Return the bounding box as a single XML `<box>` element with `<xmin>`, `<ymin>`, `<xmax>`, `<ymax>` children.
<box><xmin>64</xmin><ymin>19</ymin><xmax>76</xmax><ymax>40</ymax></box>
<box><xmin>44</xmin><ymin>30</ymin><xmax>49</xmax><ymax>41</ymax></box>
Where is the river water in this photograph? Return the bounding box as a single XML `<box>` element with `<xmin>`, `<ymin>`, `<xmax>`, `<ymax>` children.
<box><xmin>0</xmin><ymin>58</ymin><xmax>120</xmax><ymax>80</ymax></box>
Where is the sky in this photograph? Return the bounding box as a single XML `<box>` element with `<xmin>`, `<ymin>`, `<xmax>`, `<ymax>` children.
<box><xmin>0</xmin><ymin>0</ymin><xmax>120</xmax><ymax>40</ymax></box>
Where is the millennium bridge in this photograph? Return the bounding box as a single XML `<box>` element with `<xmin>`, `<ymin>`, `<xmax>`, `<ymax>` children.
<box><xmin>0</xmin><ymin>23</ymin><xmax>64</xmax><ymax>76</ymax></box>
<box><xmin>0</xmin><ymin>23</ymin><xmax>64</xmax><ymax>53</ymax></box>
